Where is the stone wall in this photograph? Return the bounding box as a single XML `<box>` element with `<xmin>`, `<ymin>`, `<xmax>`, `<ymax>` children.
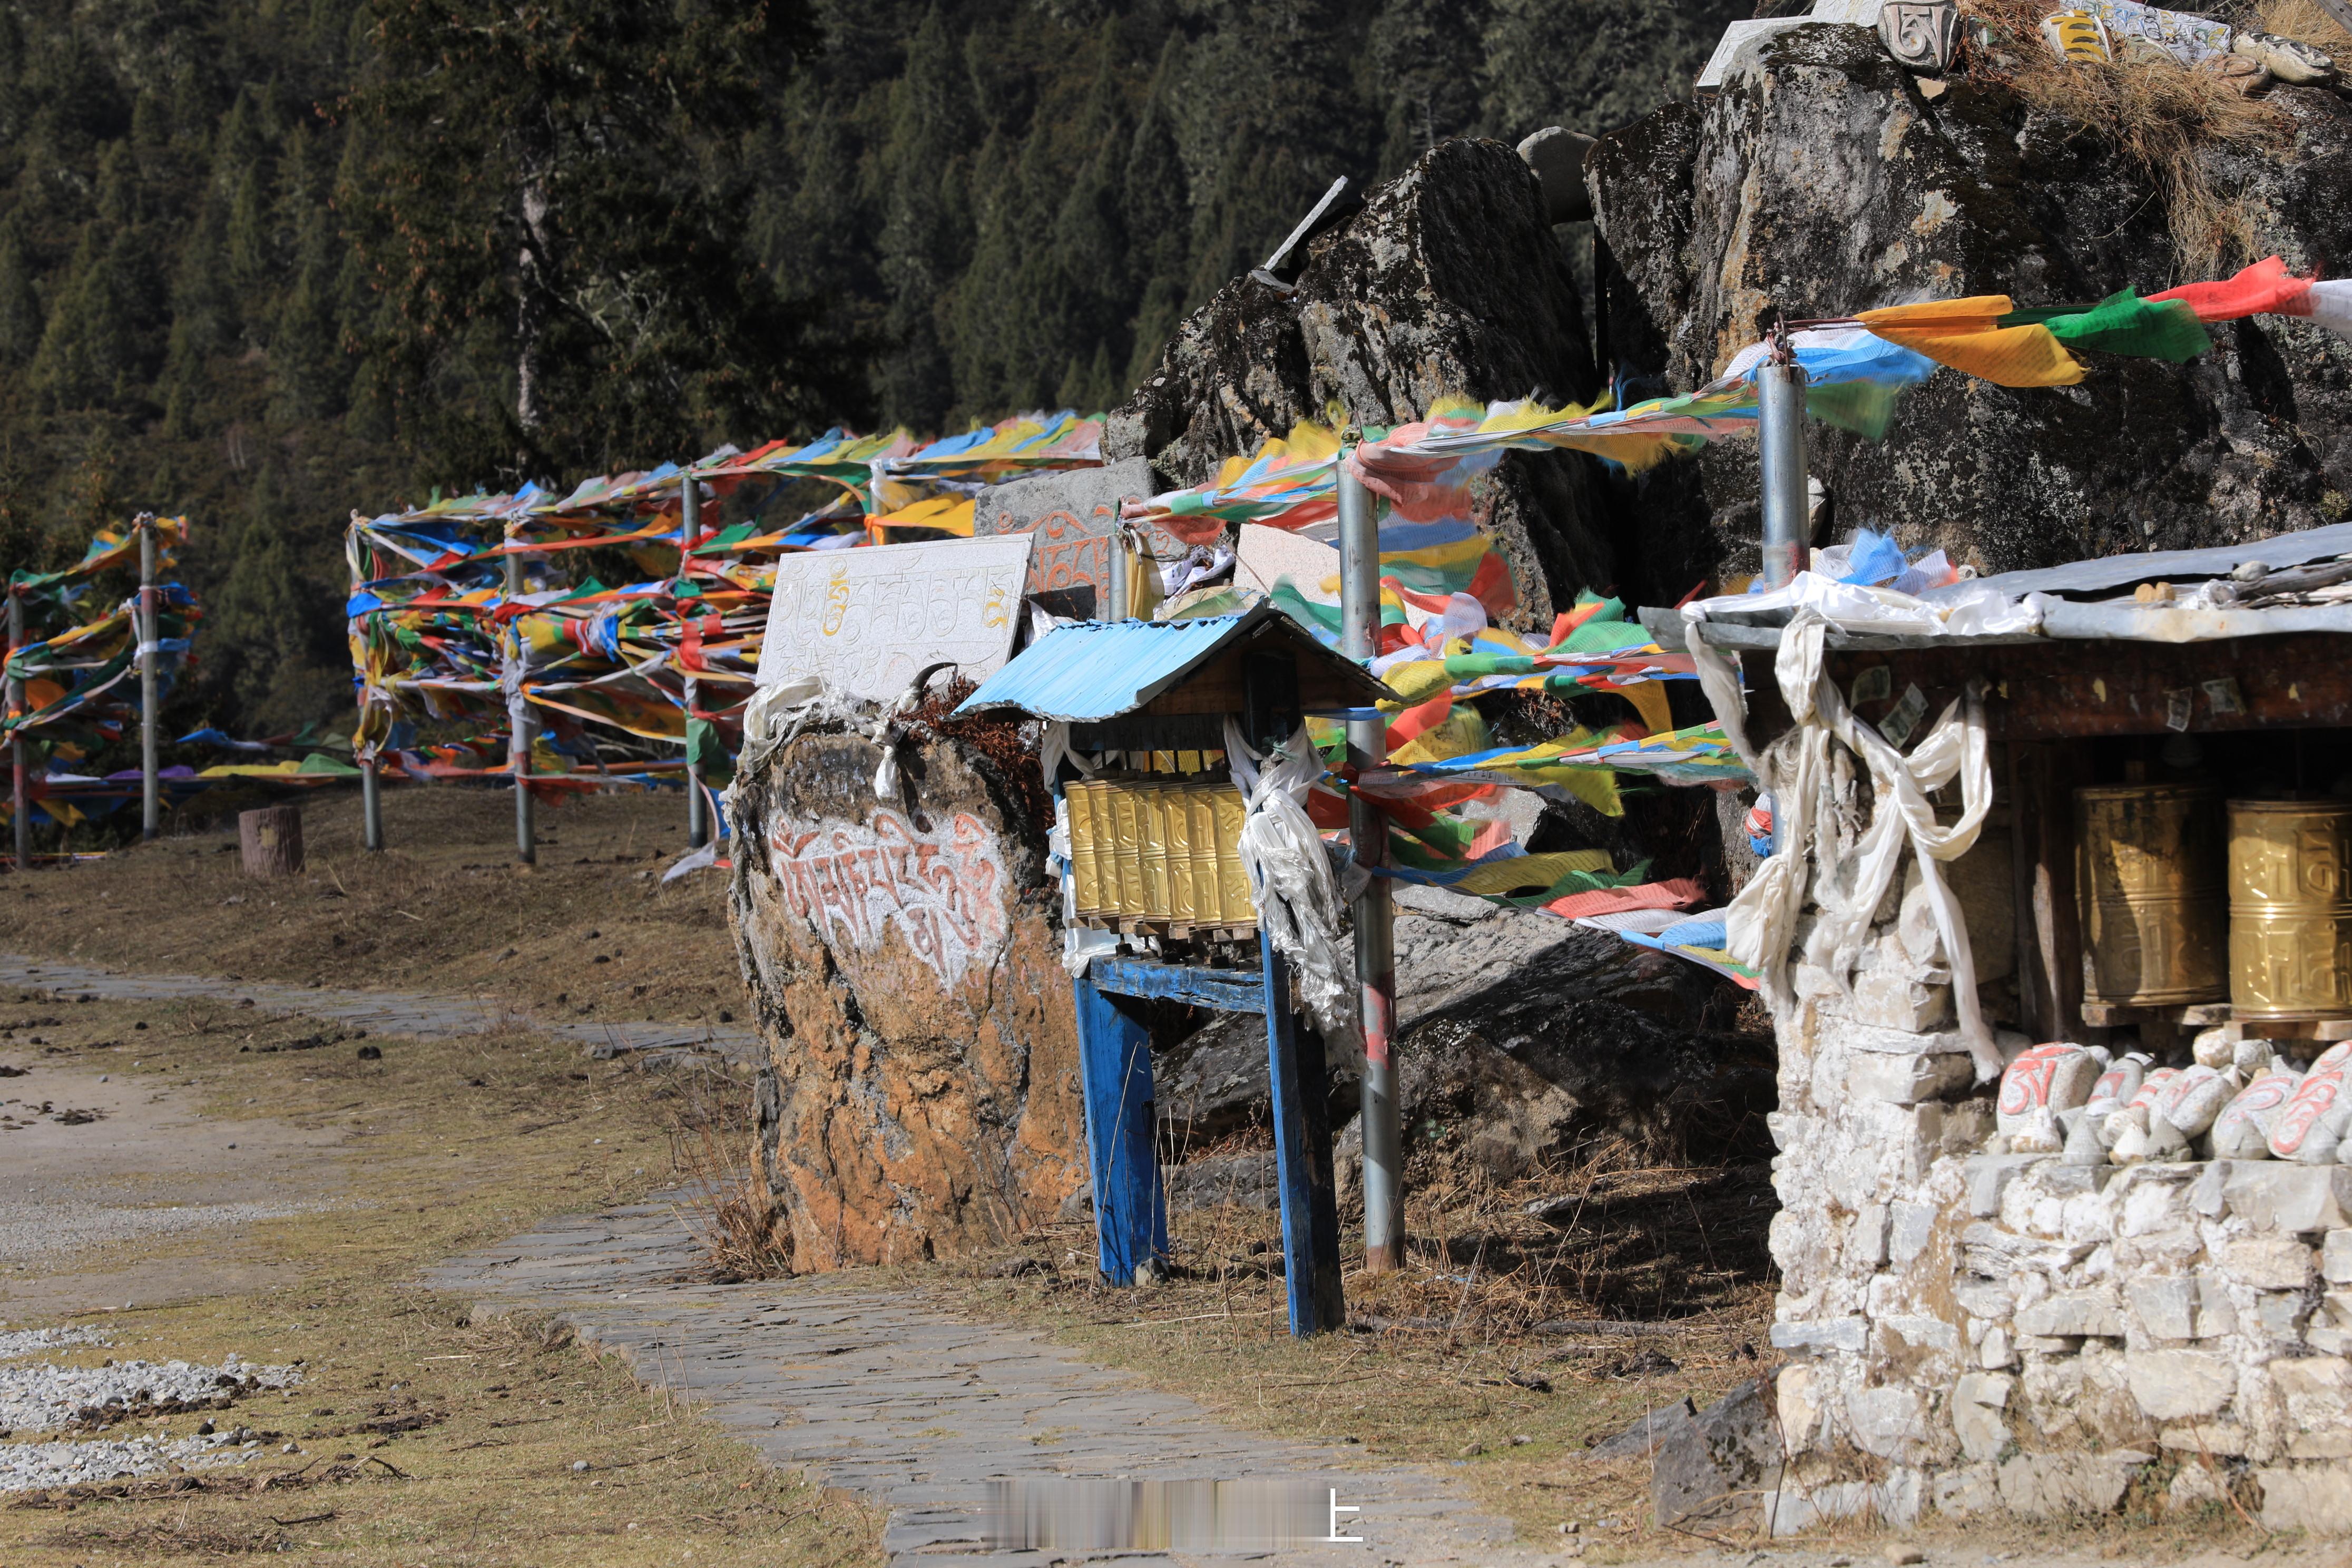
<box><xmin>1766</xmin><ymin>909</ymin><xmax>2352</xmax><ymax>1535</ymax></box>
<box><xmin>727</xmin><ymin>727</ymin><xmax>1085</xmax><ymax>1271</ymax></box>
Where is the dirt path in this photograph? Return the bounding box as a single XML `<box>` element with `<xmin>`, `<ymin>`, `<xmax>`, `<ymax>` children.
<box><xmin>427</xmin><ymin>1201</ymin><xmax>1566</xmax><ymax>1568</ymax></box>
<box><xmin>0</xmin><ymin>952</ymin><xmax>761</xmax><ymax>1066</ymax></box>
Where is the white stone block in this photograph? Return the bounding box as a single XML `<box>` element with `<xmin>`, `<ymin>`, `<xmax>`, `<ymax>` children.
<box><xmin>1995</xmin><ymin>1452</ymin><xmax>2139</xmax><ymax>1517</ymax></box>
<box><xmin>2258</xmin><ymin>1461</ymin><xmax>2352</xmax><ymax>1532</ymax></box>
<box><xmin>1963</xmin><ymin>1153</ymin><xmax>2052</xmax><ymax>1218</ymax></box>
<box><xmin>2168</xmin><ymin>1459</ymin><xmax>2230</xmax><ymax>1512</ymax></box>
<box><xmin>1880</xmin><ymin>1314</ymin><xmax>1961</xmax><ymax>1357</ymax></box>
<box><xmin>1888</xmin><ymin>1199</ymin><xmax>1937</xmax><ymax>1265</ymax></box>
<box><xmin>1953</xmin><ymin>1372</ymin><xmax>2013</xmax><ymax>1463</ymax></box>
<box><xmin>1853</xmin><ymin>1201</ymin><xmax>1890</xmax><ymax>1268</ymax></box>
<box><xmin>2159</xmin><ymin>1421</ymin><xmax>2251</xmax><ymax>1456</ymax></box>
<box><xmin>2128</xmin><ymin>1276</ymin><xmax>2197</xmax><ymax>1342</ymax></box>
<box><xmin>2120</xmin><ymin>1175</ymin><xmax>2194</xmax><ymax>1238</ymax></box>
<box><xmin>1850</xmin><ymin>1047</ymin><xmax>1971</xmax><ymax>1104</ymax></box>
<box><xmin>2324</xmin><ymin>1229</ymin><xmax>2352</xmax><ymax>1284</ymax></box>
<box><xmin>1771</xmin><ymin>1318</ymin><xmax>1868</xmax><ymax>1353</ymax></box>
<box><xmin>2017</xmin><ymin>1291</ymin><xmax>2125</xmax><ymax>1339</ymax></box>
<box><xmin>2190</xmin><ymin>1160</ymin><xmax>2230</xmax><ymax>1218</ymax></box>
<box><xmin>1979</xmin><ymin>1326</ymin><xmax>2017</xmax><ymax>1369</ymax></box>
<box><xmin>2223</xmin><ymin>1236</ymin><xmax>2317</xmax><ymax>1290</ymax></box>
<box><xmin>2127</xmin><ymin>1349</ymin><xmax>2238</xmax><ymax>1422</ymax></box>
<box><xmin>1851</xmin><ymin>964</ymin><xmax>1951</xmax><ymax>1033</ymax></box>
<box><xmin>1933</xmin><ymin>1463</ymin><xmax>2001</xmax><ymax>1519</ymax></box>
<box><xmin>2224</xmin><ymin>1162</ymin><xmax>2352</xmax><ymax>1232</ymax></box>
<box><xmin>2251</xmin><ymin>1291</ymin><xmax>2309</xmax><ymax>1342</ymax></box>
<box><xmin>1777</xmin><ymin>1363</ymin><xmax>1826</xmax><ymax>1454</ymax></box>
<box><xmin>1952</xmin><ymin>1276</ymin><xmax>2011</xmax><ymax>1321</ymax></box>
<box><xmin>1846</xmin><ymin>1384</ymin><xmax>1929</xmax><ymax>1461</ymax></box>
<box><xmin>2272</xmin><ymin>1357</ymin><xmax>2352</xmax><ymax>1443</ymax></box>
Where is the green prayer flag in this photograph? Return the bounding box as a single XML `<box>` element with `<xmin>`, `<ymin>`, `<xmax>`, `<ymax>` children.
<box><xmin>2003</xmin><ymin>290</ymin><xmax>2211</xmax><ymax>364</ymax></box>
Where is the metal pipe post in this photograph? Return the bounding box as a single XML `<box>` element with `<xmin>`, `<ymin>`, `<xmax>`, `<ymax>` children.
<box><xmin>138</xmin><ymin>516</ymin><xmax>159</xmax><ymax>840</ymax></box>
<box><xmin>361</xmin><ymin>754</ymin><xmax>383</xmax><ymax>851</ymax></box>
<box><xmin>1106</xmin><ymin>527</ymin><xmax>1130</xmax><ymax>621</ymax></box>
<box><xmin>1758</xmin><ymin>355</ymin><xmax>1811</xmax><ymax>590</ymax></box>
<box><xmin>7</xmin><ymin>589</ymin><xmax>23</xmax><ymax>871</ymax></box>
<box><xmin>1337</xmin><ymin>455</ymin><xmax>1404</xmax><ymax>1273</ymax></box>
<box><xmin>681</xmin><ymin>475</ymin><xmax>709</xmax><ymax>848</ymax></box>
<box><xmin>505</xmin><ymin>536</ymin><xmax>535</xmax><ymax>864</ymax></box>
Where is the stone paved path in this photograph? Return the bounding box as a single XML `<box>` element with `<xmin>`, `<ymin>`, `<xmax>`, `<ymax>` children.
<box><xmin>424</xmin><ymin>1202</ymin><xmax>1577</xmax><ymax>1568</ymax></box>
<box><xmin>0</xmin><ymin>953</ymin><xmax>762</xmax><ymax>1066</ymax></box>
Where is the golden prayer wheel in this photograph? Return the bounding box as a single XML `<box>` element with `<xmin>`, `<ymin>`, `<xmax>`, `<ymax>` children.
<box><xmin>2229</xmin><ymin>799</ymin><xmax>2352</xmax><ymax>1022</ymax></box>
<box><xmin>1060</xmin><ymin>777</ymin><xmax>1257</xmax><ymax>928</ymax></box>
<box><xmin>1065</xmin><ymin>780</ymin><xmax>1103</xmax><ymax>915</ymax></box>
<box><xmin>2075</xmin><ymin>782</ymin><xmax>2228</xmax><ymax>1008</ymax></box>
<box><xmin>1138</xmin><ymin>786</ymin><xmax>1174</xmax><ymax>920</ymax></box>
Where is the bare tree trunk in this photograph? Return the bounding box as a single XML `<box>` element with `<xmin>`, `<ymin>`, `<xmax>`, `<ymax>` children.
<box><xmin>515</xmin><ymin>141</ymin><xmax>551</xmax><ymax>467</ymax></box>
<box><xmin>239</xmin><ymin>805</ymin><xmax>305</xmax><ymax>878</ymax></box>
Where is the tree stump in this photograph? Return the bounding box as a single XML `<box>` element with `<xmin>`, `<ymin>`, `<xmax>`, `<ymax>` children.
<box><xmin>238</xmin><ymin>805</ymin><xmax>304</xmax><ymax>877</ymax></box>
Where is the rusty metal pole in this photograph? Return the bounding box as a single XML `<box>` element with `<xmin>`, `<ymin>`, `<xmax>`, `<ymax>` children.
<box><xmin>505</xmin><ymin>530</ymin><xmax>535</xmax><ymax>864</ymax></box>
<box><xmin>361</xmin><ymin>753</ymin><xmax>383</xmax><ymax>850</ymax></box>
<box><xmin>7</xmin><ymin>586</ymin><xmax>24</xmax><ymax>871</ymax></box>
<box><xmin>138</xmin><ymin>515</ymin><xmax>160</xmax><ymax>840</ymax></box>
<box><xmin>1338</xmin><ymin>449</ymin><xmax>1403</xmax><ymax>1273</ymax></box>
<box><xmin>681</xmin><ymin>474</ymin><xmax>709</xmax><ymax>849</ymax></box>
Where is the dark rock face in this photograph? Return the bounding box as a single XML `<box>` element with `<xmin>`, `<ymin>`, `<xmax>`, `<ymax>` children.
<box><xmin>1107</xmin><ymin>136</ymin><xmax>1614</xmax><ymax>628</ymax></box>
<box><xmin>1589</xmin><ymin>24</ymin><xmax>2352</xmax><ymax>588</ymax></box>
<box><xmin>728</xmin><ymin>729</ymin><xmax>1084</xmax><ymax>1270</ymax></box>
<box><xmin>1651</xmin><ymin>1377</ymin><xmax>1782</xmax><ymax>1531</ymax></box>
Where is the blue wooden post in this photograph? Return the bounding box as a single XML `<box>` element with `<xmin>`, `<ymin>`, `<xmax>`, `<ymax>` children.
<box><xmin>1072</xmin><ymin>968</ymin><xmax>1168</xmax><ymax>1285</ymax></box>
<box><xmin>1260</xmin><ymin>932</ymin><xmax>1346</xmax><ymax>1334</ymax></box>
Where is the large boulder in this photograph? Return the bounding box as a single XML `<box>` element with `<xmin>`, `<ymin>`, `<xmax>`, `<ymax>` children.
<box><xmin>727</xmin><ymin>726</ymin><xmax>1082</xmax><ymax>1269</ymax></box>
<box><xmin>1586</xmin><ymin>23</ymin><xmax>2352</xmax><ymax>595</ymax></box>
<box><xmin>1107</xmin><ymin>136</ymin><xmax>1615</xmax><ymax>629</ymax></box>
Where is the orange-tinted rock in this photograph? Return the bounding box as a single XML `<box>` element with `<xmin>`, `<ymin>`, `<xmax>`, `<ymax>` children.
<box><xmin>728</xmin><ymin>727</ymin><xmax>1082</xmax><ymax>1270</ymax></box>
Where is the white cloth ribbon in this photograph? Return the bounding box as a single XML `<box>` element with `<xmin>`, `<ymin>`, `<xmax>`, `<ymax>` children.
<box><xmin>1223</xmin><ymin>717</ymin><xmax>1363</xmax><ymax>1062</ymax></box>
<box><xmin>1687</xmin><ymin>604</ymin><xmax>2001</xmax><ymax>1082</ymax></box>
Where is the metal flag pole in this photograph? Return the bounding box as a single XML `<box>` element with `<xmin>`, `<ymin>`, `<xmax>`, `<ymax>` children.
<box><xmin>682</xmin><ymin>472</ymin><xmax>708</xmax><ymax>850</ymax></box>
<box><xmin>1758</xmin><ymin>318</ymin><xmax>1810</xmax><ymax>591</ymax></box>
<box><xmin>505</xmin><ymin>527</ymin><xmax>535</xmax><ymax>864</ymax></box>
<box><xmin>1337</xmin><ymin>447</ymin><xmax>1404</xmax><ymax>1273</ymax></box>
<box><xmin>361</xmin><ymin>753</ymin><xmax>383</xmax><ymax>850</ymax></box>
<box><xmin>137</xmin><ymin>514</ymin><xmax>159</xmax><ymax>840</ymax></box>
<box><xmin>7</xmin><ymin>585</ymin><xmax>23</xmax><ymax>871</ymax></box>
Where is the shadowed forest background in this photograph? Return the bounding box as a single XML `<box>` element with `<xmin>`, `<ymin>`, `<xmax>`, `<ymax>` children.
<box><xmin>0</xmin><ymin>0</ymin><xmax>1743</xmax><ymax>743</ymax></box>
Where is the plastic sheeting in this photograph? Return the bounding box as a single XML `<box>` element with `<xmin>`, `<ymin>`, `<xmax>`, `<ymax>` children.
<box><xmin>1224</xmin><ymin>717</ymin><xmax>1364</xmax><ymax>1062</ymax></box>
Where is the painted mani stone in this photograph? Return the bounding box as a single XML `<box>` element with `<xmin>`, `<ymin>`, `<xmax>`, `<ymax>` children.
<box><xmin>1997</xmin><ymin>1043</ymin><xmax>2104</xmax><ymax>1135</ymax></box>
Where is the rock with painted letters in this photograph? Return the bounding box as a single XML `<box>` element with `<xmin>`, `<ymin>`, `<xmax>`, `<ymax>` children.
<box><xmin>2155</xmin><ymin>1064</ymin><xmax>2237</xmax><ymax>1139</ymax></box>
<box><xmin>1999</xmin><ymin>1043</ymin><xmax>2106</xmax><ymax>1138</ymax></box>
<box><xmin>2212</xmin><ymin>1071</ymin><xmax>2299</xmax><ymax>1160</ymax></box>
<box><xmin>2270</xmin><ymin>1042</ymin><xmax>2352</xmax><ymax>1164</ymax></box>
<box><xmin>2083</xmin><ymin>1052</ymin><xmax>2151</xmax><ymax>1144</ymax></box>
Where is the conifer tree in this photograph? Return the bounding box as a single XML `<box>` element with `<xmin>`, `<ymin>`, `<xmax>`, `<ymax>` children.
<box><xmin>0</xmin><ymin>226</ymin><xmax>41</xmax><ymax>366</ymax></box>
<box><xmin>349</xmin><ymin>0</ymin><xmax>848</xmax><ymax>482</ymax></box>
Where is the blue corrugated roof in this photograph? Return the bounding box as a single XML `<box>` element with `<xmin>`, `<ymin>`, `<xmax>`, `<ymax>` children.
<box><xmin>955</xmin><ymin>603</ymin><xmax>1382</xmax><ymax>722</ymax></box>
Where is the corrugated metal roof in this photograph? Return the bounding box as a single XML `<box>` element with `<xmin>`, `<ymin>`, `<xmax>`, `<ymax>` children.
<box><xmin>954</xmin><ymin>602</ymin><xmax>1387</xmax><ymax>722</ymax></box>
<box><xmin>1923</xmin><ymin>522</ymin><xmax>2352</xmax><ymax>603</ymax></box>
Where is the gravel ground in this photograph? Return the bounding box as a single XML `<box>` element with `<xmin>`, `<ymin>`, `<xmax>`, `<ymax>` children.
<box><xmin>1</xmin><ymin>1351</ymin><xmax>298</xmax><ymax>1435</ymax></box>
<box><xmin>0</xmin><ymin>1327</ymin><xmax>106</xmax><ymax>1360</ymax></box>
<box><xmin>0</xmin><ymin>1432</ymin><xmax>257</xmax><ymax>1491</ymax></box>
<box><xmin>0</xmin><ymin>1198</ymin><xmax>330</xmax><ymax>1265</ymax></box>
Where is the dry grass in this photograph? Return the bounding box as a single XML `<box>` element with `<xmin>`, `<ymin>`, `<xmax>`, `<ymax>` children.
<box><xmin>0</xmin><ymin>784</ymin><xmax>743</xmax><ymax>1026</ymax></box>
<box><xmin>0</xmin><ymin>992</ymin><xmax>880</xmax><ymax>1566</ymax></box>
<box><xmin>2261</xmin><ymin>0</ymin><xmax>2352</xmax><ymax>52</ymax></box>
<box><xmin>1960</xmin><ymin>0</ymin><xmax>2297</xmax><ymax>275</ymax></box>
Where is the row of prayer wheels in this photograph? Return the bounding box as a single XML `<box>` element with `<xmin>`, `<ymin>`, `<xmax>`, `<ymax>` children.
<box><xmin>1065</xmin><ymin>776</ymin><xmax>1259</xmax><ymax>930</ymax></box>
<box><xmin>2079</xmin><ymin>783</ymin><xmax>2352</xmax><ymax>1021</ymax></box>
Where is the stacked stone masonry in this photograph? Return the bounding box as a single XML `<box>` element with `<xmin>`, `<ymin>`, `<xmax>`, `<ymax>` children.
<box><xmin>1768</xmin><ymin>952</ymin><xmax>2352</xmax><ymax>1535</ymax></box>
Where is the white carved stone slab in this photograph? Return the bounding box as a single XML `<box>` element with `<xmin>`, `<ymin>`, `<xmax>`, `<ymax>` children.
<box><xmin>754</xmin><ymin>535</ymin><xmax>1031</xmax><ymax>700</ymax></box>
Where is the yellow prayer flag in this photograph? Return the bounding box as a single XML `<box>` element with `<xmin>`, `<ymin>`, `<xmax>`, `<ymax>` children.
<box><xmin>1857</xmin><ymin>297</ymin><xmax>2085</xmax><ymax>388</ymax></box>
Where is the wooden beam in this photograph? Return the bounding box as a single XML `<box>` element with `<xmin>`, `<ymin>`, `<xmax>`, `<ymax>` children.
<box><xmin>1744</xmin><ymin>632</ymin><xmax>2352</xmax><ymax>748</ymax></box>
<box><xmin>1072</xmin><ymin>972</ymin><xmax>1168</xmax><ymax>1286</ymax></box>
<box><xmin>1261</xmin><ymin>933</ymin><xmax>1346</xmax><ymax>1335</ymax></box>
<box><xmin>1088</xmin><ymin>956</ymin><xmax>1266</xmax><ymax>1013</ymax></box>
